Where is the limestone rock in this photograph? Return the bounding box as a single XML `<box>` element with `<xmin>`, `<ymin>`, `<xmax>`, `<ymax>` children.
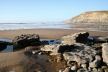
<box><xmin>89</xmin><ymin>55</ymin><xmax>101</xmax><ymax>68</ymax></box>
<box><xmin>63</xmin><ymin>43</ymin><xmax>97</xmax><ymax>65</ymax></box>
<box><xmin>66</xmin><ymin>11</ymin><xmax>108</xmax><ymax>24</ymax></box>
<box><xmin>102</xmin><ymin>43</ymin><xmax>108</xmax><ymax>65</ymax></box>
<box><xmin>62</xmin><ymin>32</ymin><xmax>89</xmax><ymax>44</ymax></box>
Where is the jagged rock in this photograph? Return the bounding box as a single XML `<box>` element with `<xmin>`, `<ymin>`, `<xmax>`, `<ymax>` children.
<box><xmin>93</xmin><ymin>36</ymin><xmax>108</xmax><ymax>43</ymax></box>
<box><xmin>92</xmin><ymin>68</ymin><xmax>98</xmax><ymax>72</ymax></box>
<box><xmin>102</xmin><ymin>43</ymin><xmax>108</xmax><ymax>65</ymax></box>
<box><xmin>77</xmin><ymin>68</ymin><xmax>86</xmax><ymax>72</ymax></box>
<box><xmin>63</xmin><ymin>67</ymin><xmax>71</xmax><ymax>72</ymax></box>
<box><xmin>41</xmin><ymin>44</ymin><xmax>77</xmax><ymax>55</ymax></box>
<box><xmin>62</xmin><ymin>32</ymin><xmax>89</xmax><ymax>44</ymax></box>
<box><xmin>89</xmin><ymin>55</ymin><xmax>101</xmax><ymax>68</ymax></box>
<box><xmin>41</xmin><ymin>44</ymin><xmax>60</xmax><ymax>55</ymax></box>
<box><xmin>81</xmin><ymin>64</ymin><xmax>87</xmax><ymax>69</ymax></box>
<box><xmin>98</xmin><ymin>68</ymin><xmax>104</xmax><ymax>72</ymax></box>
<box><xmin>63</xmin><ymin>43</ymin><xmax>97</xmax><ymax>65</ymax></box>
<box><xmin>12</xmin><ymin>34</ymin><xmax>41</xmax><ymax>50</ymax></box>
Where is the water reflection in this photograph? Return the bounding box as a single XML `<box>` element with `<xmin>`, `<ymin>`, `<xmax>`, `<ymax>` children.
<box><xmin>0</xmin><ymin>39</ymin><xmax>61</xmax><ymax>53</ymax></box>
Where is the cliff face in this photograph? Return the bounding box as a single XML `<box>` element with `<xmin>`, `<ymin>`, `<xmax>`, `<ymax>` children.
<box><xmin>66</xmin><ymin>11</ymin><xmax>108</xmax><ymax>24</ymax></box>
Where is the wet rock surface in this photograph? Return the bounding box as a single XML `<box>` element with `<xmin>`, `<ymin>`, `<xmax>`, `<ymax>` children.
<box><xmin>41</xmin><ymin>32</ymin><xmax>108</xmax><ymax>72</ymax></box>
<box><xmin>1</xmin><ymin>32</ymin><xmax>108</xmax><ymax>72</ymax></box>
<box><xmin>12</xmin><ymin>34</ymin><xmax>41</xmax><ymax>50</ymax></box>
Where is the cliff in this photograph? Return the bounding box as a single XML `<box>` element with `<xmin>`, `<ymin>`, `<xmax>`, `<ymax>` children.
<box><xmin>66</xmin><ymin>11</ymin><xmax>108</xmax><ymax>24</ymax></box>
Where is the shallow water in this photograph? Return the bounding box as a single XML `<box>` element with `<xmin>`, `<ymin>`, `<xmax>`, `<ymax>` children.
<box><xmin>0</xmin><ymin>39</ymin><xmax>61</xmax><ymax>53</ymax></box>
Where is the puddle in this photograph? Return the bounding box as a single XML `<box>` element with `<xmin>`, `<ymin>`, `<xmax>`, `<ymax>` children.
<box><xmin>0</xmin><ymin>45</ymin><xmax>13</xmax><ymax>53</ymax></box>
<box><xmin>40</xmin><ymin>39</ymin><xmax>61</xmax><ymax>45</ymax></box>
<box><xmin>0</xmin><ymin>39</ymin><xmax>61</xmax><ymax>53</ymax></box>
<box><xmin>0</xmin><ymin>39</ymin><xmax>12</xmax><ymax>42</ymax></box>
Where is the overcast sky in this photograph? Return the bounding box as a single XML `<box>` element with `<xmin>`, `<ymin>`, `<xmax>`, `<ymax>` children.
<box><xmin>0</xmin><ymin>0</ymin><xmax>108</xmax><ymax>23</ymax></box>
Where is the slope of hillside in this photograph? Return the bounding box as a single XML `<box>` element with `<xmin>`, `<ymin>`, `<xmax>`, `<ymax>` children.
<box><xmin>66</xmin><ymin>11</ymin><xmax>108</xmax><ymax>24</ymax></box>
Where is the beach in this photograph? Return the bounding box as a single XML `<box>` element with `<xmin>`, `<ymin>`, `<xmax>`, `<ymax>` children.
<box><xmin>0</xmin><ymin>28</ymin><xmax>108</xmax><ymax>40</ymax></box>
<box><xmin>0</xmin><ymin>24</ymin><xmax>108</xmax><ymax>72</ymax></box>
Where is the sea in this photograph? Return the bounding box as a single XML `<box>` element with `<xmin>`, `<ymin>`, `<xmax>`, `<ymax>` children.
<box><xmin>0</xmin><ymin>22</ymin><xmax>72</xmax><ymax>30</ymax></box>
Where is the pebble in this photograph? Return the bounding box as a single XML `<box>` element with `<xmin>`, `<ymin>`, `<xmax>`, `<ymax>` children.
<box><xmin>71</xmin><ymin>65</ymin><xmax>77</xmax><ymax>71</ymax></box>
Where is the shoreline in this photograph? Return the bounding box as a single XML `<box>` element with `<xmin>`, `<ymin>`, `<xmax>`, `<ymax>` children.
<box><xmin>0</xmin><ymin>28</ymin><xmax>108</xmax><ymax>40</ymax></box>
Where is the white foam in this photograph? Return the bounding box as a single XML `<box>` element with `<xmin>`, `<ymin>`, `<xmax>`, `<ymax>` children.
<box><xmin>0</xmin><ymin>23</ymin><xmax>71</xmax><ymax>30</ymax></box>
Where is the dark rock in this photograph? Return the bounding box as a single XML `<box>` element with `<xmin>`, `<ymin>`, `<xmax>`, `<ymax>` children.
<box><xmin>93</xmin><ymin>36</ymin><xmax>108</xmax><ymax>43</ymax></box>
<box><xmin>0</xmin><ymin>41</ymin><xmax>12</xmax><ymax>51</ymax></box>
<box><xmin>12</xmin><ymin>34</ymin><xmax>41</xmax><ymax>50</ymax></box>
<box><xmin>62</xmin><ymin>32</ymin><xmax>89</xmax><ymax>44</ymax></box>
<box><xmin>41</xmin><ymin>40</ymin><xmax>49</xmax><ymax>45</ymax></box>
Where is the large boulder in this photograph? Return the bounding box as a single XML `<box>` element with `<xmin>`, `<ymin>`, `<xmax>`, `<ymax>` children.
<box><xmin>63</xmin><ymin>43</ymin><xmax>98</xmax><ymax>65</ymax></box>
<box><xmin>12</xmin><ymin>34</ymin><xmax>41</xmax><ymax>50</ymax></box>
<box><xmin>102</xmin><ymin>43</ymin><xmax>108</xmax><ymax>65</ymax></box>
<box><xmin>62</xmin><ymin>32</ymin><xmax>89</xmax><ymax>44</ymax></box>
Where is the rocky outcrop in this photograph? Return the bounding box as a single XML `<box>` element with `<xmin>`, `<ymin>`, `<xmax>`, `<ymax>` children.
<box><xmin>12</xmin><ymin>34</ymin><xmax>41</xmax><ymax>50</ymax></box>
<box><xmin>66</xmin><ymin>11</ymin><xmax>108</xmax><ymax>24</ymax></box>
<box><xmin>41</xmin><ymin>43</ymin><xmax>81</xmax><ymax>55</ymax></box>
<box><xmin>41</xmin><ymin>32</ymin><xmax>108</xmax><ymax>72</ymax></box>
<box><xmin>102</xmin><ymin>43</ymin><xmax>108</xmax><ymax>65</ymax></box>
<box><xmin>62</xmin><ymin>32</ymin><xmax>89</xmax><ymax>44</ymax></box>
<box><xmin>63</xmin><ymin>43</ymin><xmax>99</xmax><ymax>66</ymax></box>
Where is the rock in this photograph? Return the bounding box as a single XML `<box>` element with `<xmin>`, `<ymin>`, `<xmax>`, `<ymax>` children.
<box><xmin>98</xmin><ymin>68</ymin><xmax>104</xmax><ymax>72</ymax></box>
<box><xmin>59</xmin><ymin>69</ymin><xmax>64</xmax><ymax>72</ymax></box>
<box><xmin>71</xmin><ymin>65</ymin><xmax>77</xmax><ymax>71</ymax></box>
<box><xmin>12</xmin><ymin>34</ymin><xmax>41</xmax><ymax>50</ymax></box>
<box><xmin>0</xmin><ymin>41</ymin><xmax>12</xmax><ymax>51</ymax></box>
<box><xmin>102</xmin><ymin>43</ymin><xmax>108</xmax><ymax>65</ymax></box>
<box><xmin>63</xmin><ymin>67</ymin><xmax>71</xmax><ymax>72</ymax></box>
<box><xmin>93</xmin><ymin>36</ymin><xmax>108</xmax><ymax>43</ymax></box>
<box><xmin>81</xmin><ymin>64</ymin><xmax>87</xmax><ymax>69</ymax></box>
<box><xmin>89</xmin><ymin>55</ymin><xmax>101</xmax><ymax>68</ymax></box>
<box><xmin>63</xmin><ymin>43</ymin><xmax>97</xmax><ymax>65</ymax></box>
<box><xmin>41</xmin><ymin>44</ymin><xmax>77</xmax><ymax>55</ymax></box>
<box><xmin>102</xmin><ymin>66</ymin><xmax>108</xmax><ymax>69</ymax></box>
<box><xmin>66</xmin><ymin>11</ymin><xmax>108</xmax><ymax>24</ymax></box>
<box><xmin>41</xmin><ymin>40</ymin><xmax>49</xmax><ymax>45</ymax></box>
<box><xmin>62</xmin><ymin>32</ymin><xmax>89</xmax><ymax>44</ymax></box>
<box><xmin>41</xmin><ymin>44</ymin><xmax>60</xmax><ymax>55</ymax></box>
<box><xmin>92</xmin><ymin>68</ymin><xmax>98</xmax><ymax>72</ymax></box>
<box><xmin>104</xmin><ymin>69</ymin><xmax>108</xmax><ymax>72</ymax></box>
<box><xmin>77</xmin><ymin>69</ymin><xmax>86</xmax><ymax>72</ymax></box>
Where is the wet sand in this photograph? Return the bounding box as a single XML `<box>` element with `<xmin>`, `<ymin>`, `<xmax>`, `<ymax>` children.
<box><xmin>0</xmin><ymin>29</ymin><xmax>108</xmax><ymax>40</ymax></box>
<box><xmin>0</xmin><ymin>50</ymin><xmax>56</xmax><ymax>72</ymax></box>
<box><xmin>0</xmin><ymin>28</ymin><xmax>108</xmax><ymax>72</ymax></box>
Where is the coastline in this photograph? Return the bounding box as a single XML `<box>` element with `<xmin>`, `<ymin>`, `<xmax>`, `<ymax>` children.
<box><xmin>0</xmin><ymin>28</ymin><xmax>108</xmax><ymax>40</ymax></box>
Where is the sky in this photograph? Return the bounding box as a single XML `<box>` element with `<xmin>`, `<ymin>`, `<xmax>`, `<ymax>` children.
<box><xmin>0</xmin><ymin>0</ymin><xmax>108</xmax><ymax>23</ymax></box>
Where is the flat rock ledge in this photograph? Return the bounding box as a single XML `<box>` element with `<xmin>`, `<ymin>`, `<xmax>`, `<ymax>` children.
<box><xmin>102</xmin><ymin>43</ymin><xmax>108</xmax><ymax>65</ymax></box>
<box><xmin>41</xmin><ymin>32</ymin><xmax>108</xmax><ymax>72</ymax></box>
